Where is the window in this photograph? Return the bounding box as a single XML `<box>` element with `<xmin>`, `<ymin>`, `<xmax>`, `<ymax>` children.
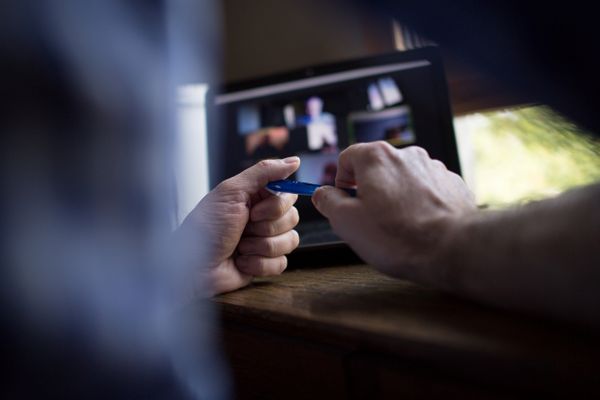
<box><xmin>454</xmin><ymin>106</ymin><xmax>600</xmax><ymax>207</ymax></box>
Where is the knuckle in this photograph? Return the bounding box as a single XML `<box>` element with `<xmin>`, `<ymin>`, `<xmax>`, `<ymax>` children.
<box><xmin>215</xmin><ymin>181</ymin><xmax>248</xmax><ymax>204</ymax></box>
<box><xmin>432</xmin><ymin>159</ymin><xmax>446</xmax><ymax>169</ymax></box>
<box><xmin>257</xmin><ymin>159</ymin><xmax>272</xmax><ymax>169</ymax></box>
<box><xmin>343</xmin><ymin>142</ymin><xmax>368</xmax><ymax>159</ymax></box>
<box><xmin>290</xmin><ymin>207</ymin><xmax>300</xmax><ymax>226</ymax></box>
<box><xmin>264</xmin><ymin>221</ymin><xmax>277</xmax><ymax>236</ymax></box>
<box><xmin>276</xmin><ymin>198</ymin><xmax>288</xmax><ymax>217</ymax></box>
<box><xmin>237</xmin><ymin>200</ymin><xmax>251</xmax><ymax>212</ymax></box>
<box><xmin>234</xmin><ymin>191</ymin><xmax>250</xmax><ymax>204</ymax></box>
<box><xmin>255</xmin><ymin>257</ymin><xmax>267</xmax><ymax>275</ymax></box>
<box><xmin>227</xmin><ymin>201</ymin><xmax>249</xmax><ymax>217</ymax></box>
<box><xmin>363</xmin><ymin>148</ymin><xmax>383</xmax><ymax>164</ymax></box>
<box><xmin>220</xmin><ymin>201</ymin><xmax>248</xmax><ymax>220</ymax></box>
<box><xmin>344</xmin><ymin>143</ymin><xmax>362</xmax><ymax>153</ymax></box>
<box><xmin>410</xmin><ymin>146</ymin><xmax>429</xmax><ymax>158</ymax></box>
<box><xmin>264</xmin><ymin>237</ymin><xmax>277</xmax><ymax>256</ymax></box>
<box><xmin>362</xmin><ymin>141</ymin><xmax>391</xmax><ymax>163</ymax></box>
<box><xmin>337</xmin><ymin>146</ymin><xmax>353</xmax><ymax>163</ymax></box>
<box><xmin>450</xmin><ymin>171</ymin><xmax>464</xmax><ymax>182</ymax></box>
<box><xmin>367</xmin><ymin>141</ymin><xmax>385</xmax><ymax>153</ymax></box>
<box><xmin>373</xmin><ymin>140</ymin><xmax>391</xmax><ymax>151</ymax></box>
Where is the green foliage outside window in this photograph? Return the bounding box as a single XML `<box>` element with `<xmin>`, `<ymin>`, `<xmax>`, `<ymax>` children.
<box><xmin>454</xmin><ymin>106</ymin><xmax>600</xmax><ymax>207</ymax></box>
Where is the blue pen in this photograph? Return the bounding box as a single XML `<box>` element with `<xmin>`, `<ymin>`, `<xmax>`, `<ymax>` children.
<box><xmin>266</xmin><ymin>179</ymin><xmax>357</xmax><ymax>197</ymax></box>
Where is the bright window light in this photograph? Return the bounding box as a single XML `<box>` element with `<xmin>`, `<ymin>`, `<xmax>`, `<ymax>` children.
<box><xmin>454</xmin><ymin>106</ymin><xmax>600</xmax><ymax>207</ymax></box>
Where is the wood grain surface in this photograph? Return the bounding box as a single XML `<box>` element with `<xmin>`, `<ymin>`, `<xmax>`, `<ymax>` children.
<box><xmin>213</xmin><ymin>264</ymin><xmax>600</xmax><ymax>398</ymax></box>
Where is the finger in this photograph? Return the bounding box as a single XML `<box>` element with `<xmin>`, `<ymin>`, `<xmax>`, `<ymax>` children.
<box><xmin>228</xmin><ymin>157</ymin><xmax>300</xmax><ymax>194</ymax></box>
<box><xmin>237</xmin><ymin>230</ymin><xmax>299</xmax><ymax>257</ymax></box>
<box><xmin>335</xmin><ymin>141</ymin><xmax>395</xmax><ymax>188</ymax></box>
<box><xmin>312</xmin><ymin>186</ymin><xmax>355</xmax><ymax>220</ymax></box>
<box><xmin>208</xmin><ymin>259</ymin><xmax>253</xmax><ymax>296</ymax></box>
<box><xmin>250</xmin><ymin>193</ymin><xmax>298</xmax><ymax>222</ymax></box>
<box><xmin>235</xmin><ymin>255</ymin><xmax>288</xmax><ymax>276</ymax></box>
<box><xmin>335</xmin><ymin>144</ymin><xmax>362</xmax><ymax>188</ymax></box>
<box><xmin>245</xmin><ymin>206</ymin><xmax>300</xmax><ymax>237</ymax></box>
<box><xmin>312</xmin><ymin>186</ymin><xmax>367</xmax><ymax>244</ymax></box>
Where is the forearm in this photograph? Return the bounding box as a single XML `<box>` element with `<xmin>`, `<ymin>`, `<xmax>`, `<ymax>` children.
<box><xmin>312</xmin><ymin>142</ymin><xmax>599</xmax><ymax>325</ymax></box>
<box><xmin>432</xmin><ymin>183</ymin><xmax>600</xmax><ymax>326</ymax></box>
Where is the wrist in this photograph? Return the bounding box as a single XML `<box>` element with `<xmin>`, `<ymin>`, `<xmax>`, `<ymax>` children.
<box><xmin>416</xmin><ymin>211</ymin><xmax>477</xmax><ymax>291</ymax></box>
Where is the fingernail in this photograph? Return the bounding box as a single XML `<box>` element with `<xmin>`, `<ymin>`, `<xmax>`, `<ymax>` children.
<box><xmin>283</xmin><ymin>156</ymin><xmax>299</xmax><ymax>164</ymax></box>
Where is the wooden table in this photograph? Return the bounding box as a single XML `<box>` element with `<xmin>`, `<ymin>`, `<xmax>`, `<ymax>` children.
<box><xmin>213</xmin><ymin>263</ymin><xmax>600</xmax><ymax>399</ymax></box>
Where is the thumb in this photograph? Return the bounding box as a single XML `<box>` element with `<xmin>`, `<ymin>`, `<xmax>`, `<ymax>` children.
<box><xmin>312</xmin><ymin>186</ymin><xmax>355</xmax><ymax>220</ymax></box>
<box><xmin>231</xmin><ymin>156</ymin><xmax>300</xmax><ymax>194</ymax></box>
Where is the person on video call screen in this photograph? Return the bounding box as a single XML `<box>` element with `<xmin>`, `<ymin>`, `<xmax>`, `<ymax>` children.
<box><xmin>298</xmin><ymin>96</ymin><xmax>338</xmax><ymax>151</ymax></box>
